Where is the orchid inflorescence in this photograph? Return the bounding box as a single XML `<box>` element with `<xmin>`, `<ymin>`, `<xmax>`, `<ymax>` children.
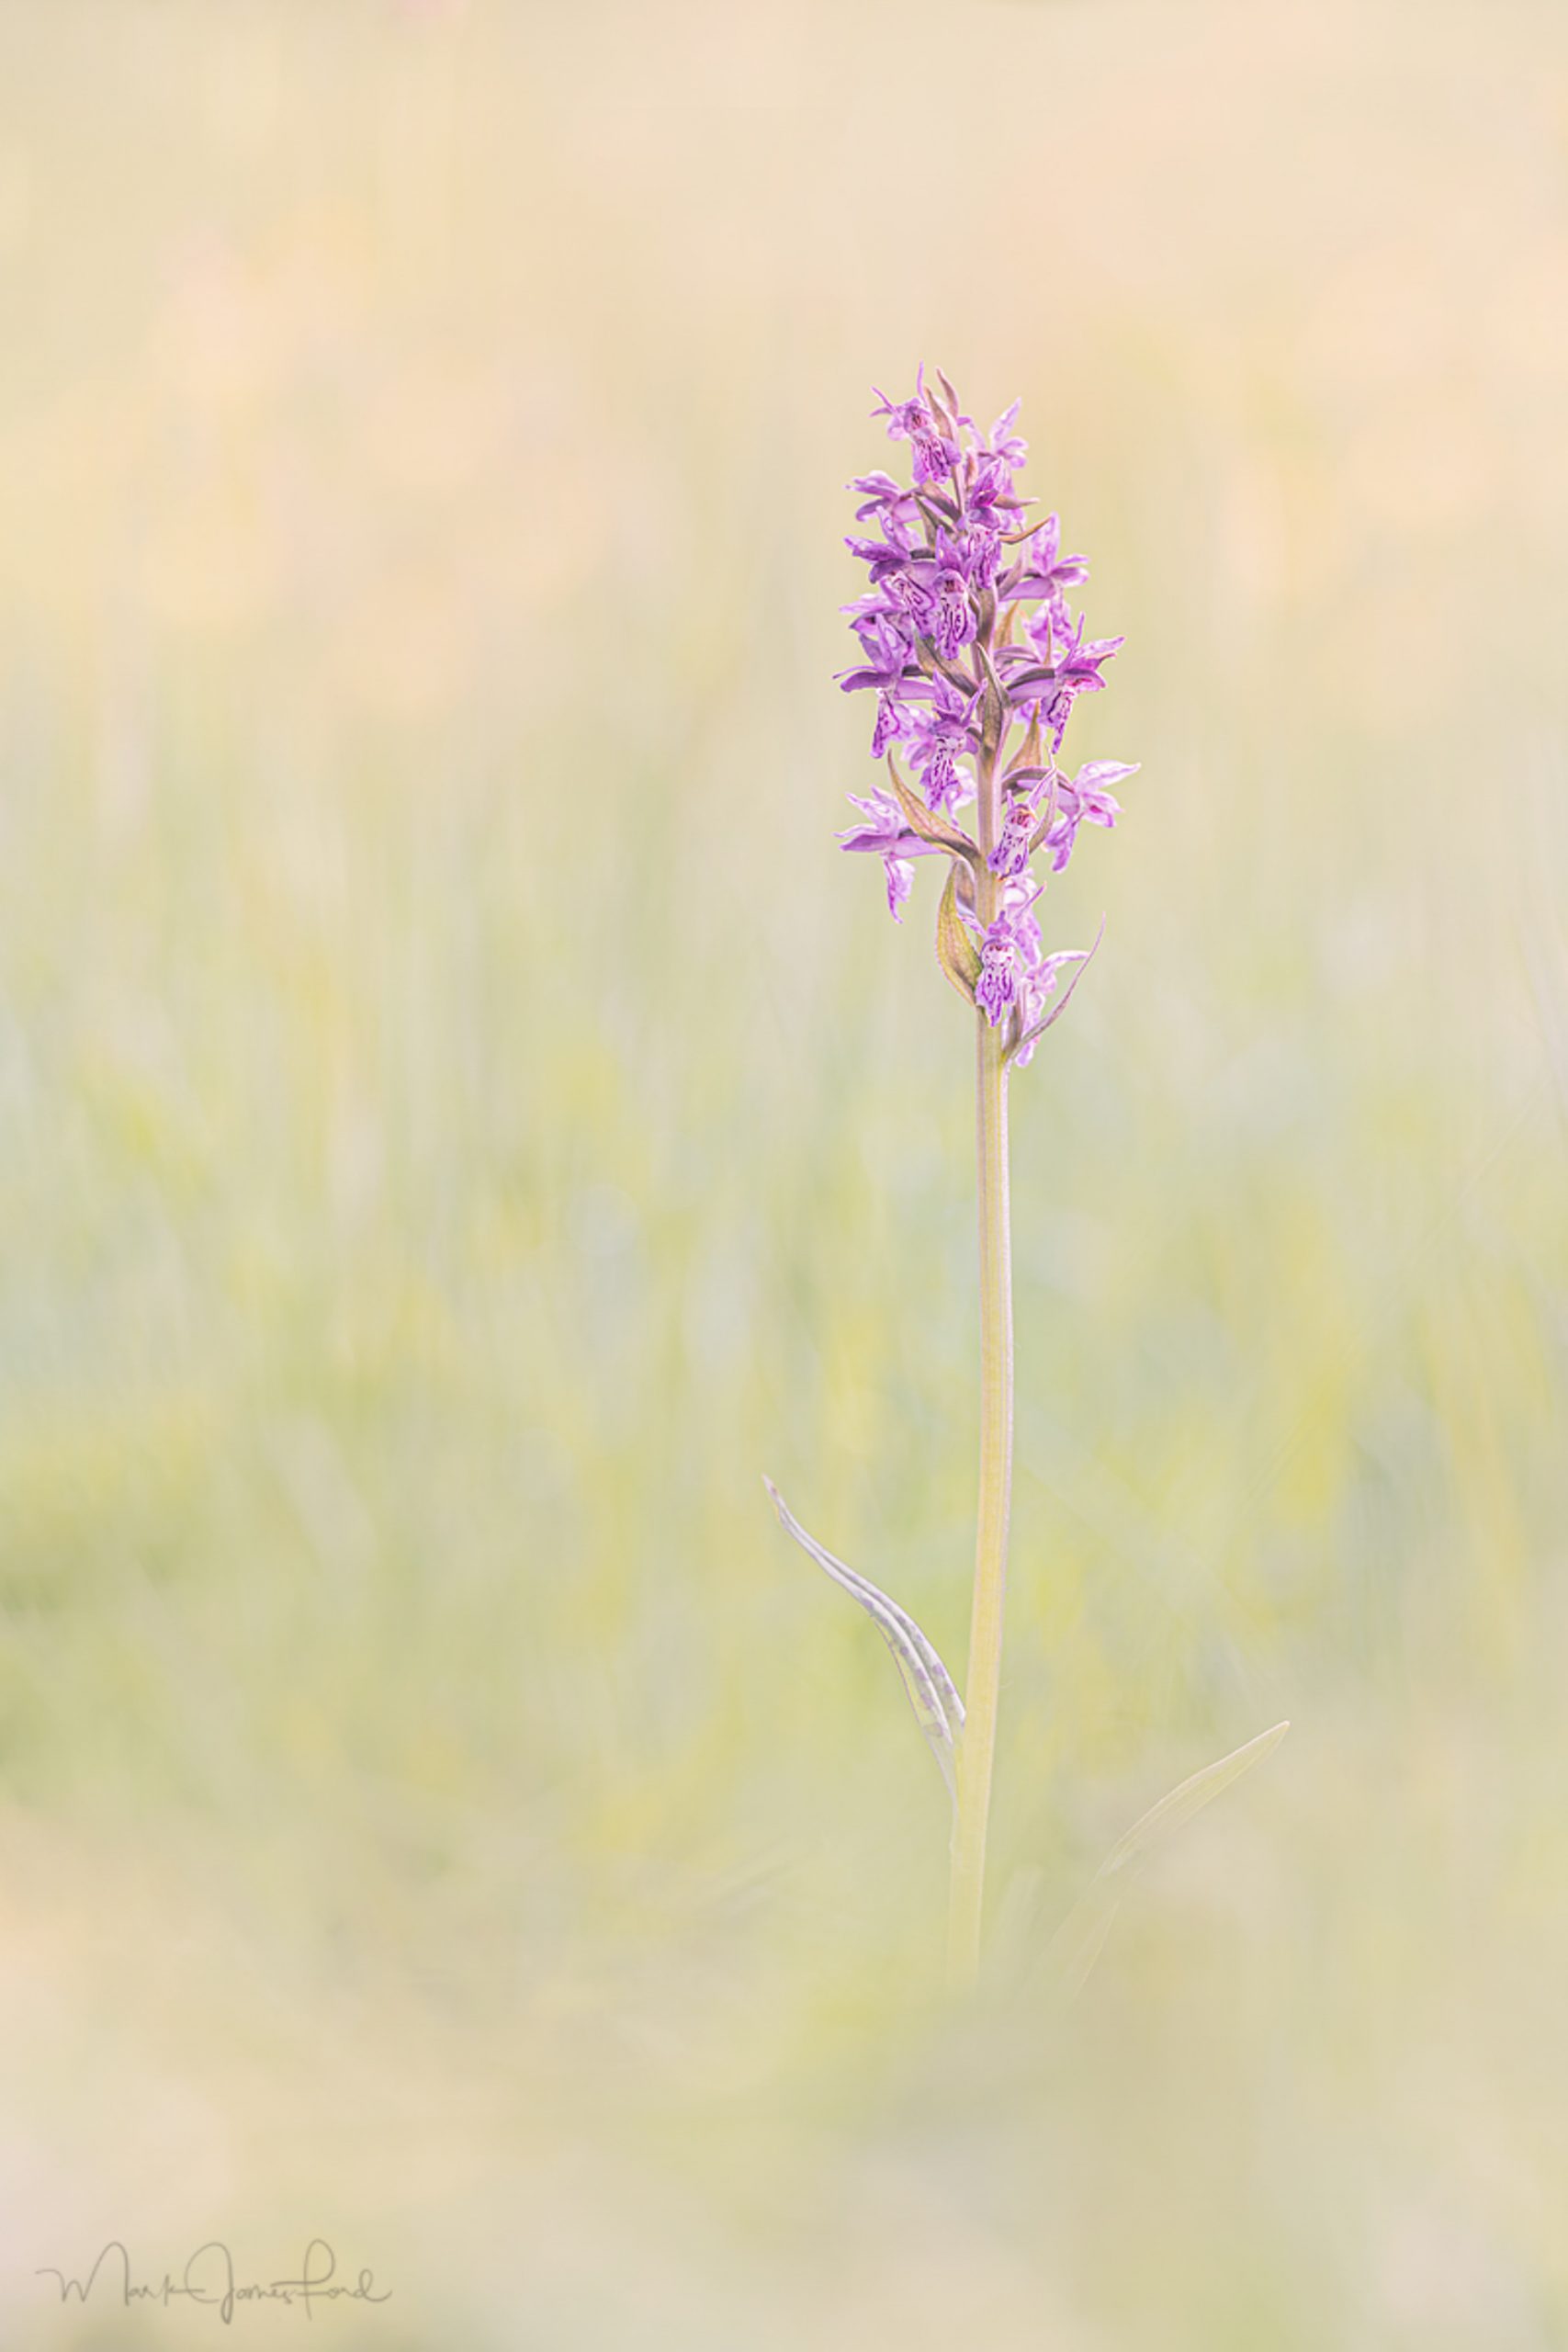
<box><xmin>835</xmin><ymin>365</ymin><xmax>1135</xmax><ymax>1065</ymax></box>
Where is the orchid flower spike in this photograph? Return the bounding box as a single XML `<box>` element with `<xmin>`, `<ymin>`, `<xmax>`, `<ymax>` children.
<box><xmin>838</xmin><ymin>367</ymin><xmax>1136</xmax><ymax>1065</ymax></box>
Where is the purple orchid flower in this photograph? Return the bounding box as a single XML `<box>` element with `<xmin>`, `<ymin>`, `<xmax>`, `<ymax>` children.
<box><xmin>931</xmin><ymin>561</ymin><xmax>975</xmax><ymax>660</ymax></box>
<box><xmin>870</xmin><ymin>370</ymin><xmax>934</xmax><ymax>442</ymax></box>
<box><xmin>967</xmin><ymin>455</ymin><xmax>1008</xmax><ymax>512</ymax></box>
<box><xmin>987</xmin><ymin>399</ymin><xmax>1028</xmax><ymax>472</ymax></box>
<box><xmin>965</xmin><ymin>883</ymin><xmax>1042</xmax><ymax>1027</ymax></box>
<box><xmin>848</xmin><ymin>469</ymin><xmax>925</xmax><ymax>531</ymax></box>
<box><xmin>911</xmin><ymin>429</ymin><xmax>961</xmax><ymax>488</ymax></box>
<box><xmin>965</xmin><ymin>520</ymin><xmax>1003</xmax><ymax>591</ymax></box>
<box><xmin>844</xmin><ymin>519</ymin><xmax>921</xmax><ymax>583</ymax></box>
<box><xmin>837</xmin><ymin>786</ymin><xmax>942</xmax><ymax>922</ymax></box>
<box><xmin>975</xmin><ymin>921</ymin><xmax>1019</xmax><ymax>1025</ymax></box>
<box><xmin>839</xmin><ymin>368</ymin><xmax>1134</xmax><ymax>1027</ymax></box>
<box><xmin>904</xmin><ymin>675</ymin><xmax>979</xmax><ymax>816</ymax></box>
<box><xmin>871</xmin><ymin>368</ymin><xmax>960</xmax><ymax>489</ymax></box>
<box><xmin>1043</xmin><ymin>759</ymin><xmax>1138</xmax><ymax>870</ymax></box>
<box><xmin>1001</xmin><ymin>514</ymin><xmax>1089</xmax><ymax>620</ymax></box>
<box><xmin>836</xmin><ymin>615</ymin><xmax>922</xmax><ymax>754</ymax></box>
<box><xmin>987</xmin><ymin>792</ymin><xmax>1039</xmax><ymax>879</ymax></box>
<box><xmin>1001</xmin><ymin>612</ymin><xmax>1125</xmax><ymax>748</ymax></box>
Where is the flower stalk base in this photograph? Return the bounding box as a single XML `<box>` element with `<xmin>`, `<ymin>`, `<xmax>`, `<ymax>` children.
<box><xmin>948</xmin><ymin>1007</ymin><xmax>1013</xmax><ymax>1987</ymax></box>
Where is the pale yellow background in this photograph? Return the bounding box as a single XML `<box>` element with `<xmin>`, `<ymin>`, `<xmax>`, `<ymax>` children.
<box><xmin>3</xmin><ymin>0</ymin><xmax>1568</xmax><ymax>2344</ymax></box>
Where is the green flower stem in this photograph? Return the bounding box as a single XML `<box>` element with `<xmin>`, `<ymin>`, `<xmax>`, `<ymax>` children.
<box><xmin>948</xmin><ymin>1007</ymin><xmax>1013</xmax><ymax>1985</ymax></box>
<box><xmin>948</xmin><ymin>695</ymin><xmax>1014</xmax><ymax>1988</ymax></box>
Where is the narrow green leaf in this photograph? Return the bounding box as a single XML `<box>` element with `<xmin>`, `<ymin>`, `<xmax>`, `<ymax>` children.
<box><xmin>935</xmin><ymin>861</ymin><xmax>981</xmax><ymax>1007</ymax></box>
<box><xmin>1048</xmin><ymin>1892</ymin><xmax>1122</xmax><ymax>2002</ymax></box>
<box><xmin>1043</xmin><ymin>1721</ymin><xmax>1290</xmax><ymax>1996</ymax></box>
<box><xmin>1097</xmin><ymin>1720</ymin><xmax>1291</xmax><ymax>1880</ymax></box>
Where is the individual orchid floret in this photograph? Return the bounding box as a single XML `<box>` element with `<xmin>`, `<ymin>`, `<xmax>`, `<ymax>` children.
<box><xmin>836</xmin><ymin>615</ymin><xmax>919</xmax><ymax>754</ymax></box>
<box><xmin>869</xmin><ymin>378</ymin><xmax>930</xmax><ymax>442</ymax></box>
<box><xmin>904</xmin><ymin>675</ymin><xmax>978</xmax><ymax>817</ymax></box>
<box><xmin>837</xmin><ymin>786</ymin><xmax>941</xmax><ymax>922</ymax></box>
<box><xmin>848</xmin><ymin>469</ymin><xmax>925</xmax><ymax>531</ymax></box>
<box><xmin>988</xmin><ymin>790</ymin><xmax>1040</xmax><ymax>879</ymax></box>
<box><xmin>1043</xmin><ymin>759</ymin><xmax>1138</xmax><ymax>871</ymax></box>
<box><xmin>870</xmin><ymin>368</ymin><xmax>960</xmax><ymax>488</ymax></box>
<box><xmin>987</xmin><ymin>398</ymin><xmax>1028</xmax><ymax>472</ymax></box>
<box><xmin>991</xmin><ymin>762</ymin><xmax>1053</xmax><ymax>884</ymax></box>
<box><xmin>882</xmin><ymin>569</ymin><xmax>935</xmax><ymax>639</ymax></box>
<box><xmin>931</xmin><ymin>556</ymin><xmax>976</xmax><ymax>661</ymax></box>
<box><xmin>976</xmin><ymin>921</ymin><xmax>1018</xmax><ymax>1026</ymax></box>
<box><xmin>1003</xmin><ymin>611</ymin><xmax>1124</xmax><ymax>748</ymax></box>
<box><xmin>911</xmin><ymin>429</ymin><xmax>961</xmax><ymax>489</ymax></box>
<box><xmin>844</xmin><ymin>522</ymin><xmax>921</xmax><ymax>583</ymax></box>
<box><xmin>1002</xmin><ymin>514</ymin><xmax>1089</xmax><ymax>622</ymax></box>
<box><xmin>964</xmin><ymin>521</ymin><xmax>1003</xmax><ymax>592</ymax></box>
<box><xmin>973</xmin><ymin>888</ymin><xmax>1041</xmax><ymax>1027</ymax></box>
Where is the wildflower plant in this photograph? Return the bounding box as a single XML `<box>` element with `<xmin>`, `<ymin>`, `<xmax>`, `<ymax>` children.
<box><xmin>767</xmin><ymin>368</ymin><xmax>1285</xmax><ymax>1988</ymax></box>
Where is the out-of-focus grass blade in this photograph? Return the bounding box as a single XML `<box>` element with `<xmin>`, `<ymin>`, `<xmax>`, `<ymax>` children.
<box><xmin>1048</xmin><ymin>1892</ymin><xmax>1122</xmax><ymax>2003</ymax></box>
<box><xmin>1097</xmin><ymin>1720</ymin><xmax>1290</xmax><ymax>1880</ymax></box>
<box><xmin>763</xmin><ymin>1476</ymin><xmax>963</xmax><ymax>1802</ymax></box>
<box><xmin>1043</xmin><ymin>1721</ymin><xmax>1289</xmax><ymax>1995</ymax></box>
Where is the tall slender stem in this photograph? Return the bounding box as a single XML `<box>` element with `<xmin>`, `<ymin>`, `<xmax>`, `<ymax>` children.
<box><xmin>948</xmin><ymin>690</ymin><xmax>1014</xmax><ymax>1987</ymax></box>
<box><xmin>948</xmin><ymin>1012</ymin><xmax>1013</xmax><ymax>1984</ymax></box>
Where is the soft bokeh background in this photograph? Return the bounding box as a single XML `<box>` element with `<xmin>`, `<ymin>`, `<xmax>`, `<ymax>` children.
<box><xmin>3</xmin><ymin>0</ymin><xmax>1567</xmax><ymax>2341</ymax></box>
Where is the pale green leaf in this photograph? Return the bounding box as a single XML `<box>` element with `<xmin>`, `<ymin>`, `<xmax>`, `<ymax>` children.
<box><xmin>1043</xmin><ymin>1721</ymin><xmax>1290</xmax><ymax>1996</ymax></box>
<box><xmin>1097</xmin><ymin>1720</ymin><xmax>1291</xmax><ymax>1880</ymax></box>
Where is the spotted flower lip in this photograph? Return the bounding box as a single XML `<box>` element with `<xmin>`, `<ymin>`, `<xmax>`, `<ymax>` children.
<box><xmin>904</xmin><ymin>675</ymin><xmax>980</xmax><ymax>817</ymax></box>
<box><xmin>969</xmin><ymin>883</ymin><xmax>1043</xmax><ymax>1028</ymax></box>
<box><xmin>975</xmin><ymin>919</ymin><xmax>1020</xmax><ymax>1026</ymax></box>
<box><xmin>987</xmin><ymin>793</ymin><xmax>1039</xmax><ymax>879</ymax></box>
<box><xmin>838</xmin><ymin>367</ymin><xmax>1134</xmax><ymax>1059</ymax></box>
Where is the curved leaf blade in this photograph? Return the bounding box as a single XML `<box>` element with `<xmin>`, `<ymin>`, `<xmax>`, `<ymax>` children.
<box><xmin>1043</xmin><ymin>1720</ymin><xmax>1290</xmax><ymax>1996</ymax></box>
<box><xmin>762</xmin><ymin>1476</ymin><xmax>964</xmax><ymax>1799</ymax></box>
<box><xmin>1008</xmin><ymin>915</ymin><xmax>1106</xmax><ymax>1062</ymax></box>
<box><xmin>935</xmin><ymin>861</ymin><xmax>981</xmax><ymax>1007</ymax></box>
<box><xmin>1097</xmin><ymin>1719</ymin><xmax>1290</xmax><ymax>1881</ymax></box>
<box><xmin>884</xmin><ymin>754</ymin><xmax>980</xmax><ymax>865</ymax></box>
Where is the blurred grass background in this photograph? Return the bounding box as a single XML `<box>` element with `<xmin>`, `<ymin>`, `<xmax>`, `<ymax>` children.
<box><xmin>3</xmin><ymin>0</ymin><xmax>1568</xmax><ymax>2342</ymax></box>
